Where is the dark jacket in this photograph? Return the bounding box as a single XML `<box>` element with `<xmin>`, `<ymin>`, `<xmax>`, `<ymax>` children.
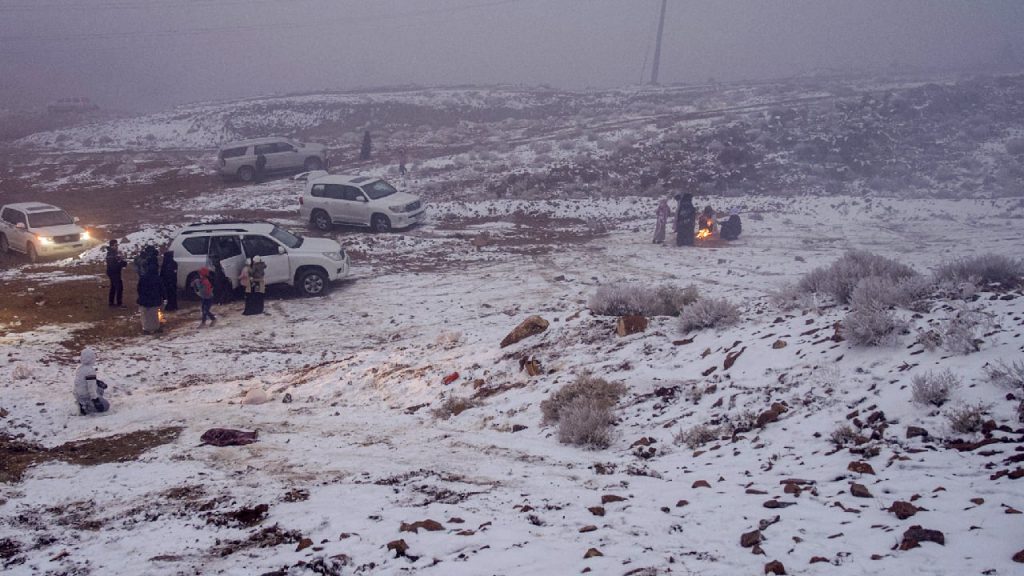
<box><xmin>160</xmin><ymin>252</ymin><xmax>178</xmax><ymax>284</ymax></box>
<box><xmin>137</xmin><ymin>263</ymin><xmax>164</xmax><ymax>307</ymax></box>
<box><xmin>105</xmin><ymin>248</ymin><xmax>127</xmax><ymax>276</ymax></box>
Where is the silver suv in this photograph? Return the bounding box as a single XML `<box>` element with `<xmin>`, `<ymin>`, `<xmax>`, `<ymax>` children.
<box><xmin>299</xmin><ymin>173</ymin><xmax>426</xmax><ymax>232</ymax></box>
<box><xmin>217</xmin><ymin>138</ymin><xmax>328</xmax><ymax>182</ymax></box>
<box><xmin>0</xmin><ymin>202</ymin><xmax>98</xmax><ymax>262</ymax></box>
<box><xmin>167</xmin><ymin>221</ymin><xmax>349</xmax><ymax>297</ymax></box>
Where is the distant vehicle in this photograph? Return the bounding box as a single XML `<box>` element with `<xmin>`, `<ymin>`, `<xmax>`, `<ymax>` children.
<box><xmin>217</xmin><ymin>138</ymin><xmax>328</xmax><ymax>183</ymax></box>
<box><xmin>166</xmin><ymin>220</ymin><xmax>349</xmax><ymax>297</ymax></box>
<box><xmin>47</xmin><ymin>97</ymin><xmax>99</xmax><ymax>114</ymax></box>
<box><xmin>298</xmin><ymin>172</ymin><xmax>426</xmax><ymax>233</ymax></box>
<box><xmin>0</xmin><ymin>202</ymin><xmax>98</xmax><ymax>262</ymax></box>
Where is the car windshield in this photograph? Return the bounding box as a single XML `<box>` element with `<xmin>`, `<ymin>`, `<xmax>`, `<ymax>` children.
<box><xmin>270</xmin><ymin>225</ymin><xmax>303</xmax><ymax>249</ymax></box>
<box><xmin>27</xmin><ymin>210</ymin><xmax>74</xmax><ymax>228</ymax></box>
<box><xmin>363</xmin><ymin>180</ymin><xmax>398</xmax><ymax>200</ymax></box>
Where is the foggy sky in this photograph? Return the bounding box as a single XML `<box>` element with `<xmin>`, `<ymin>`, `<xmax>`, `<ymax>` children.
<box><xmin>1</xmin><ymin>0</ymin><xmax>1021</xmax><ymax>112</ymax></box>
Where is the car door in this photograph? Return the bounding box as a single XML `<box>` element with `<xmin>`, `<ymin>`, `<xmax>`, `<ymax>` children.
<box><xmin>308</xmin><ymin>182</ymin><xmax>332</xmax><ymax>221</ymax></box>
<box><xmin>2</xmin><ymin>208</ymin><xmax>29</xmax><ymax>252</ymax></box>
<box><xmin>267</xmin><ymin>142</ymin><xmax>300</xmax><ymax>171</ymax></box>
<box><xmin>241</xmin><ymin>234</ymin><xmax>291</xmax><ymax>285</ymax></box>
<box><xmin>208</xmin><ymin>235</ymin><xmax>245</xmax><ymax>288</ymax></box>
<box><xmin>343</xmin><ymin>186</ymin><xmax>372</xmax><ymax>225</ymax></box>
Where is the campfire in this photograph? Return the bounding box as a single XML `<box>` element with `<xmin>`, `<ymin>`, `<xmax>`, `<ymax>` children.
<box><xmin>158</xmin><ymin>309</ymin><xmax>166</xmax><ymax>324</ymax></box>
<box><xmin>696</xmin><ymin>227</ymin><xmax>712</xmax><ymax>241</ymax></box>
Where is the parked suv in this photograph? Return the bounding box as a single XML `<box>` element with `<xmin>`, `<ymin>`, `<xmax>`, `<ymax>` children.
<box><xmin>167</xmin><ymin>221</ymin><xmax>349</xmax><ymax>297</ymax></box>
<box><xmin>299</xmin><ymin>173</ymin><xmax>426</xmax><ymax>232</ymax></box>
<box><xmin>217</xmin><ymin>138</ymin><xmax>328</xmax><ymax>182</ymax></box>
<box><xmin>0</xmin><ymin>202</ymin><xmax>97</xmax><ymax>262</ymax></box>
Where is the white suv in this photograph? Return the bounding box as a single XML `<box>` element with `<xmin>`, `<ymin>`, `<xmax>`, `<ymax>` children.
<box><xmin>218</xmin><ymin>138</ymin><xmax>328</xmax><ymax>182</ymax></box>
<box><xmin>167</xmin><ymin>221</ymin><xmax>349</xmax><ymax>297</ymax></box>
<box><xmin>298</xmin><ymin>173</ymin><xmax>426</xmax><ymax>232</ymax></box>
<box><xmin>0</xmin><ymin>202</ymin><xmax>98</xmax><ymax>262</ymax></box>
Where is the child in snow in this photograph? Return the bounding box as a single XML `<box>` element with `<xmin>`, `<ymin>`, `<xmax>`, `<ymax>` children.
<box><xmin>192</xmin><ymin>267</ymin><xmax>217</xmax><ymax>326</ymax></box>
<box><xmin>73</xmin><ymin>347</ymin><xmax>109</xmax><ymax>415</ymax></box>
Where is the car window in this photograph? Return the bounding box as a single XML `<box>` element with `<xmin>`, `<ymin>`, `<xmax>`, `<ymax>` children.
<box><xmin>2</xmin><ymin>208</ymin><xmax>25</xmax><ymax>226</ymax></box>
<box><xmin>270</xmin><ymin>226</ymin><xmax>303</xmax><ymax>249</ymax></box>
<box><xmin>363</xmin><ymin>180</ymin><xmax>398</xmax><ymax>200</ymax></box>
<box><xmin>219</xmin><ymin>146</ymin><xmax>247</xmax><ymax>159</ymax></box>
<box><xmin>311</xmin><ymin>184</ymin><xmax>326</xmax><ymax>198</ymax></box>
<box><xmin>274</xmin><ymin>142</ymin><xmax>296</xmax><ymax>153</ymax></box>
<box><xmin>27</xmin><ymin>210</ymin><xmax>74</xmax><ymax>227</ymax></box>
<box><xmin>254</xmin><ymin>143</ymin><xmax>275</xmax><ymax>155</ymax></box>
<box><xmin>209</xmin><ymin>235</ymin><xmax>242</xmax><ymax>259</ymax></box>
<box><xmin>181</xmin><ymin>236</ymin><xmax>209</xmax><ymax>255</ymax></box>
<box><xmin>242</xmin><ymin>235</ymin><xmax>281</xmax><ymax>257</ymax></box>
<box><xmin>343</xmin><ymin>186</ymin><xmax>366</xmax><ymax>202</ymax></box>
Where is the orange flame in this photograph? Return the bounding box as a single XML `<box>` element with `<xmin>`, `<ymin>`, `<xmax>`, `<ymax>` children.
<box><xmin>158</xmin><ymin>309</ymin><xmax>166</xmax><ymax>324</ymax></box>
<box><xmin>696</xmin><ymin>228</ymin><xmax>712</xmax><ymax>240</ymax></box>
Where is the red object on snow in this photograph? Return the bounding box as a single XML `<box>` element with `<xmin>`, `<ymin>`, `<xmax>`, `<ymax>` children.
<box><xmin>442</xmin><ymin>372</ymin><xmax>459</xmax><ymax>385</ymax></box>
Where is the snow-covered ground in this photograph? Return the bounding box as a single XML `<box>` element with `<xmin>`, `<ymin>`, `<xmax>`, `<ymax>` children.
<box><xmin>2</xmin><ymin>193</ymin><xmax>1023</xmax><ymax>575</ymax></box>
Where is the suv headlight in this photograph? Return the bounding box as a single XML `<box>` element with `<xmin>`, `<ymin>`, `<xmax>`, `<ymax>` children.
<box><xmin>323</xmin><ymin>251</ymin><xmax>344</xmax><ymax>261</ymax></box>
<box><xmin>36</xmin><ymin>235</ymin><xmax>54</xmax><ymax>245</ymax></box>
<box><xmin>389</xmin><ymin>204</ymin><xmax>408</xmax><ymax>213</ymax></box>
<box><xmin>80</xmin><ymin>231</ymin><xmax>91</xmax><ymax>241</ymax></box>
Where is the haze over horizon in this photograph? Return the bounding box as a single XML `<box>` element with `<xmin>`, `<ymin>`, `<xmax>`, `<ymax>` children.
<box><xmin>1</xmin><ymin>0</ymin><xmax>1022</xmax><ymax>112</ymax></box>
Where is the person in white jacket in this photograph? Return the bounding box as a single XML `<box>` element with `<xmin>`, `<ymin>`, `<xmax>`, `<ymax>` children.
<box><xmin>73</xmin><ymin>347</ymin><xmax>109</xmax><ymax>415</ymax></box>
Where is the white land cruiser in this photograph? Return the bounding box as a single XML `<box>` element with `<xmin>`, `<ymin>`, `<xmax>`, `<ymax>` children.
<box><xmin>167</xmin><ymin>221</ymin><xmax>349</xmax><ymax>297</ymax></box>
<box><xmin>0</xmin><ymin>202</ymin><xmax>97</xmax><ymax>262</ymax></box>
<box><xmin>217</xmin><ymin>138</ymin><xmax>328</xmax><ymax>182</ymax></box>
<box><xmin>298</xmin><ymin>172</ymin><xmax>426</xmax><ymax>232</ymax></box>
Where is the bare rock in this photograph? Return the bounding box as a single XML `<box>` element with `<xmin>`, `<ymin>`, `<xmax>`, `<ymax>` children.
<box><xmin>692</xmin><ymin>480</ymin><xmax>711</xmax><ymax>489</ymax></box>
<box><xmin>399</xmin><ymin>519</ymin><xmax>444</xmax><ymax>533</ymax></box>
<box><xmin>772</xmin><ymin>340</ymin><xmax>787</xmax><ymax>349</ymax></box>
<box><xmin>756</xmin><ymin>403</ymin><xmax>788</xmax><ymax>428</ymax></box>
<box><xmin>579</xmin><ymin>525</ymin><xmax>598</xmax><ymax>533</ymax></box>
<box><xmin>899</xmin><ymin>526</ymin><xmax>944</xmax><ymax>550</ymax></box>
<box><xmin>584</xmin><ymin>548</ymin><xmax>603</xmax><ymax>558</ymax></box>
<box><xmin>906</xmin><ymin>426</ymin><xmax>929</xmax><ymax>439</ymax></box>
<box><xmin>588</xmin><ymin>506</ymin><xmax>605</xmax><ymax>517</ymax></box>
<box><xmin>616</xmin><ymin>315</ymin><xmax>648</xmax><ymax>337</ymax></box>
<box><xmin>848</xmin><ymin>461</ymin><xmax>875</xmax><ymax>475</ymax></box>
<box><xmin>500</xmin><ymin>315</ymin><xmax>549</xmax><ymax>348</ymax></box>
<box><xmin>887</xmin><ymin>501</ymin><xmax>919</xmax><ymax>520</ymax></box>
<box><xmin>741</xmin><ymin>530</ymin><xmax>763</xmax><ymax>548</ymax></box>
<box><xmin>764</xmin><ymin>560</ymin><xmax>786</xmax><ymax>575</ymax></box>
<box><xmin>601</xmin><ymin>494</ymin><xmax>627</xmax><ymax>504</ymax></box>
<box><xmin>1013</xmin><ymin>549</ymin><xmax>1024</xmax><ymax>563</ymax></box>
<box><xmin>242</xmin><ymin>388</ymin><xmax>270</xmax><ymax>405</ymax></box>
<box><xmin>810</xmin><ymin>556</ymin><xmax>830</xmax><ymax>564</ymax></box>
<box><xmin>763</xmin><ymin>500</ymin><xmax>797</xmax><ymax>509</ymax></box>
<box><xmin>295</xmin><ymin>538</ymin><xmax>313</xmax><ymax>552</ymax></box>
<box><xmin>387</xmin><ymin>539</ymin><xmax>410</xmax><ymax>558</ymax></box>
<box><xmin>850</xmin><ymin>483</ymin><xmax>872</xmax><ymax>498</ymax></box>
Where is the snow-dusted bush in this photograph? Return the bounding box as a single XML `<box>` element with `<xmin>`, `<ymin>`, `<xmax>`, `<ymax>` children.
<box><xmin>589</xmin><ymin>282</ymin><xmax>698</xmax><ymax>317</ymax></box>
<box><xmin>984</xmin><ymin>359</ymin><xmax>1024</xmax><ymax>389</ymax></box>
<box><xmin>557</xmin><ymin>396</ymin><xmax>616</xmax><ymax>449</ymax></box>
<box><xmin>677</xmin><ymin>298</ymin><xmax>740</xmax><ymax>332</ymax></box>
<box><xmin>673</xmin><ymin>424</ymin><xmax>719</xmax><ymax>450</ymax></box>
<box><xmin>770</xmin><ymin>281</ymin><xmax>818</xmax><ymax>311</ymax></box>
<box><xmin>540</xmin><ymin>373</ymin><xmax>626</xmax><ymax>427</ymax></box>
<box><xmin>843</xmin><ymin>307</ymin><xmax>907</xmax><ymax>346</ymax></box>
<box><xmin>797</xmin><ymin>250</ymin><xmax>918</xmax><ymax>304</ymax></box>
<box><xmin>911</xmin><ymin>369</ymin><xmax>960</xmax><ymax>407</ymax></box>
<box><xmin>946</xmin><ymin>402</ymin><xmax>988</xmax><ymax>434</ymax></box>
<box><xmin>829</xmin><ymin>424</ymin><xmax>860</xmax><ymax>447</ymax></box>
<box><xmin>934</xmin><ymin>254</ymin><xmax>1024</xmax><ymax>289</ymax></box>
<box><xmin>432</xmin><ymin>396</ymin><xmax>481</xmax><ymax>420</ymax></box>
<box><xmin>939</xmin><ymin>306</ymin><xmax>987</xmax><ymax>355</ymax></box>
<box><xmin>11</xmin><ymin>363</ymin><xmax>33</xmax><ymax>380</ymax></box>
<box><xmin>849</xmin><ymin>275</ymin><xmax>932</xmax><ymax>311</ymax></box>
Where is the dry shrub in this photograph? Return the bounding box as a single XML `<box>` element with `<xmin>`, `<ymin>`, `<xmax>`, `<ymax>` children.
<box><xmin>677</xmin><ymin>297</ymin><xmax>740</xmax><ymax>332</ymax></box>
<box><xmin>829</xmin><ymin>424</ymin><xmax>860</xmax><ymax>447</ymax></box>
<box><xmin>797</xmin><ymin>250</ymin><xmax>918</xmax><ymax>304</ymax></box>
<box><xmin>911</xmin><ymin>369</ymin><xmax>960</xmax><ymax>407</ymax></box>
<box><xmin>432</xmin><ymin>396</ymin><xmax>481</xmax><ymax>420</ymax></box>
<box><xmin>984</xmin><ymin>359</ymin><xmax>1024</xmax><ymax>389</ymax></box>
<box><xmin>541</xmin><ymin>373</ymin><xmax>626</xmax><ymax>449</ymax></box>
<box><xmin>589</xmin><ymin>282</ymin><xmax>699</xmax><ymax>317</ymax></box>
<box><xmin>849</xmin><ymin>275</ymin><xmax>932</xmax><ymax>311</ymax></box>
<box><xmin>939</xmin><ymin>306</ymin><xmax>987</xmax><ymax>355</ymax></box>
<box><xmin>673</xmin><ymin>424</ymin><xmax>719</xmax><ymax>450</ymax></box>
<box><xmin>843</xmin><ymin>307</ymin><xmax>907</xmax><ymax>346</ymax></box>
<box><xmin>934</xmin><ymin>254</ymin><xmax>1024</xmax><ymax>289</ymax></box>
<box><xmin>946</xmin><ymin>402</ymin><xmax>988</xmax><ymax>434</ymax></box>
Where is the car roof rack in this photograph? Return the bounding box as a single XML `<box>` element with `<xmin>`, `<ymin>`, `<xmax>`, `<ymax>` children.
<box><xmin>186</xmin><ymin>219</ymin><xmax>261</xmax><ymax>227</ymax></box>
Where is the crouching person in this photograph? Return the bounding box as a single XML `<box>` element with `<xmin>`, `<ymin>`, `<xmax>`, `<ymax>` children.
<box><xmin>73</xmin><ymin>347</ymin><xmax>110</xmax><ymax>415</ymax></box>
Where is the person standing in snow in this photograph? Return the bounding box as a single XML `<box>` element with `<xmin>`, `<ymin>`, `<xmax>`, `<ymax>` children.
<box><xmin>137</xmin><ymin>258</ymin><xmax>164</xmax><ymax>334</ymax></box>
<box><xmin>360</xmin><ymin>130</ymin><xmax>372</xmax><ymax>161</ymax></box>
<box><xmin>240</xmin><ymin>256</ymin><xmax>267</xmax><ymax>316</ymax></box>
<box><xmin>398</xmin><ymin>146</ymin><xmax>408</xmax><ymax>176</ymax></box>
<box><xmin>653</xmin><ymin>197</ymin><xmax>671</xmax><ymax>244</ymax></box>
<box><xmin>104</xmin><ymin>239</ymin><xmax>127</xmax><ymax>307</ymax></box>
<box><xmin>674</xmin><ymin>193</ymin><xmax>696</xmax><ymax>247</ymax></box>
<box><xmin>73</xmin><ymin>347</ymin><xmax>109</xmax><ymax>415</ymax></box>
<box><xmin>192</xmin><ymin>267</ymin><xmax>217</xmax><ymax>326</ymax></box>
<box><xmin>160</xmin><ymin>250</ymin><xmax>179</xmax><ymax>312</ymax></box>
<box><xmin>720</xmin><ymin>209</ymin><xmax>743</xmax><ymax>241</ymax></box>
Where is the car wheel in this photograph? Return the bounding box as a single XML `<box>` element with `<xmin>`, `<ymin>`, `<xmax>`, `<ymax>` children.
<box><xmin>184</xmin><ymin>272</ymin><xmax>200</xmax><ymax>301</ymax></box>
<box><xmin>311</xmin><ymin>210</ymin><xmax>333</xmax><ymax>232</ymax></box>
<box><xmin>26</xmin><ymin>242</ymin><xmax>38</xmax><ymax>263</ymax></box>
<box><xmin>303</xmin><ymin>157</ymin><xmax>323</xmax><ymax>171</ymax></box>
<box><xmin>371</xmin><ymin>214</ymin><xmax>391</xmax><ymax>233</ymax></box>
<box><xmin>0</xmin><ymin>234</ymin><xmax>8</xmax><ymax>254</ymax></box>
<box><xmin>237</xmin><ymin>166</ymin><xmax>256</xmax><ymax>182</ymax></box>
<box><xmin>297</xmin><ymin>268</ymin><xmax>328</xmax><ymax>297</ymax></box>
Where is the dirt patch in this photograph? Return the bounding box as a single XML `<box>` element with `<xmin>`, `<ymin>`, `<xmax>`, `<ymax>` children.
<box><xmin>0</xmin><ymin>426</ymin><xmax>183</xmax><ymax>483</ymax></box>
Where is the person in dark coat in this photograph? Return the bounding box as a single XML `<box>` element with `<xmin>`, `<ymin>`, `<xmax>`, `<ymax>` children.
<box><xmin>160</xmin><ymin>251</ymin><xmax>179</xmax><ymax>311</ymax></box>
<box><xmin>360</xmin><ymin>130</ymin><xmax>372</xmax><ymax>160</ymax></box>
<box><xmin>698</xmin><ymin>205</ymin><xmax>717</xmax><ymax>237</ymax></box>
<box><xmin>104</xmin><ymin>239</ymin><xmax>127</xmax><ymax>307</ymax></box>
<box><xmin>137</xmin><ymin>259</ymin><xmax>164</xmax><ymax>333</ymax></box>
<box><xmin>674</xmin><ymin>193</ymin><xmax>696</xmax><ymax>247</ymax></box>
<box><xmin>721</xmin><ymin>209</ymin><xmax>743</xmax><ymax>241</ymax></box>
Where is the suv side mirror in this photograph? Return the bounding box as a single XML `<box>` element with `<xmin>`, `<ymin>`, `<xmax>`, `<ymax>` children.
<box><xmin>278</xmin><ymin>246</ymin><xmax>286</xmax><ymax>255</ymax></box>
<box><xmin>73</xmin><ymin>216</ymin><xmax>81</xmax><ymax>223</ymax></box>
<box><xmin>15</xmin><ymin>222</ymin><xmax>25</xmax><ymax>230</ymax></box>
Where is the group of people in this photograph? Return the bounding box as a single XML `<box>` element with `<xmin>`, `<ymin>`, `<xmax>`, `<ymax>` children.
<box><xmin>102</xmin><ymin>239</ymin><xmax>268</xmax><ymax>334</ymax></box>
<box><xmin>653</xmin><ymin>193</ymin><xmax>743</xmax><ymax>246</ymax></box>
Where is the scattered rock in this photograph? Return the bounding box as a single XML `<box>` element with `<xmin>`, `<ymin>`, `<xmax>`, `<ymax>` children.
<box><xmin>441</xmin><ymin>372</ymin><xmax>459</xmax><ymax>385</ymax></box>
<box><xmin>741</xmin><ymin>530</ymin><xmax>763</xmax><ymax>548</ymax></box>
<box><xmin>295</xmin><ymin>538</ymin><xmax>313</xmax><ymax>552</ymax></box>
<box><xmin>588</xmin><ymin>507</ymin><xmax>605</xmax><ymax>517</ymax></box>
<box><xmin>764</xmin><ymin>560</ymin><xmax>786</xmax><ymax>575</ymax></box>
<box><xmin>906</xmin><ymin>426</ymin><xmax>929</xmax><ymax>439</ymax></box>
<box><xmin>676</xmin><ymin>500</ymin><xmax>689</xmax><ymax>507</ymax></box>
<box><xmin>899</xmin><ymin>526</ymin><xmax>945</xmax><ymax>550</ymax></box>
<box><xmin>724</xmin><ymin>347</ymin><xmax>746</xmax><ymax>370</ymax></box>
<box><xmin>387</xmin><ymin>539</ymin><xmax>414</xmax><ymax>559</ymax></box>
<box><xmin>848</xmin><ymin>461</ymin><xmax>875</xmax><ymax>475</ymax></box>
<box><xmin>772</xmin><ymin>340</ymin><xmax>787</xmax><ymax>349</ymax></box>
<box><xmin>692</xmin><ymin>480</ymin><xmax>711</xmax><ymax>489</ymax></box>
<box><xmin>601</xmin><ymin>494</ymin><xmax>627</xmax><ymax>504</ymax></box>
<box><xmin>809</xmin><ymin>556</ymin><xmax>829</xmax><ymax>564</ymax></box>
<box><xmin>500</xmin><ymin>315</ymin><xmax>549</xmax><ymax>348</ymax></box>
<box><xmin>399</xmin><ymin>519</ymin><xmax>444</xmax><ymax>533</ymax></box>
<box><xmin>970</xmin><ymin>498</ymin><xmax>984</xmax><ymax>506</ymax></box>
<box><xmin>584</xmin><ymin>548</ymin><xmax>603</xmax><ymax>558</ymax></box>
<box><xmin>1013</xmin><ymin>549</ymin><xmax>1024</xmax><ymax>563</ymax></box>
<box><xmin>783</xmin><ymin>484</ymin><xmax>802</xmax><ymax>495</ymax></box>
<box><xmin>887</xmin><ymin>501</ymin><xmax>918</xmax><ymax>520</ymax></box>
<box><xmin>757</xmin><ymin>403</ymin><xmax>788</xmax><ymax>428</ymax></box>
<box><xmin>579</xmin><ymin>525</ymin><xmax>598</xmax><ymax>533</ymax></box>
<box><xmin>850</xmin><ymin>483</ymin><xmax>872</xmax><ymax>498</ymax></box>
<box><xmin>511</xmin><ymin>424</ymin><xmax>528</xmax><ymax>433</ymax></box>
<box><xmin>616</xmin><ymin>315</ymin><xmax>648</xmax><ymax>337</ymax></box>
<box><xmin>763</xmin><ymin>500</ymin><xmax>797</xmax><ymax>509</ymax></box>
<box><xmin>241</xmin><ymin>388</ymin><xmax>270</xmax><ymax>405</ymax></box>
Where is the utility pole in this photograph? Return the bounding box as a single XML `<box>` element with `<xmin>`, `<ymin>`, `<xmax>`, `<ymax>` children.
<box><xmin>650</xmin><ymin>0</ymin><xmax>668</xmax><ymax>85</ymax></box>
